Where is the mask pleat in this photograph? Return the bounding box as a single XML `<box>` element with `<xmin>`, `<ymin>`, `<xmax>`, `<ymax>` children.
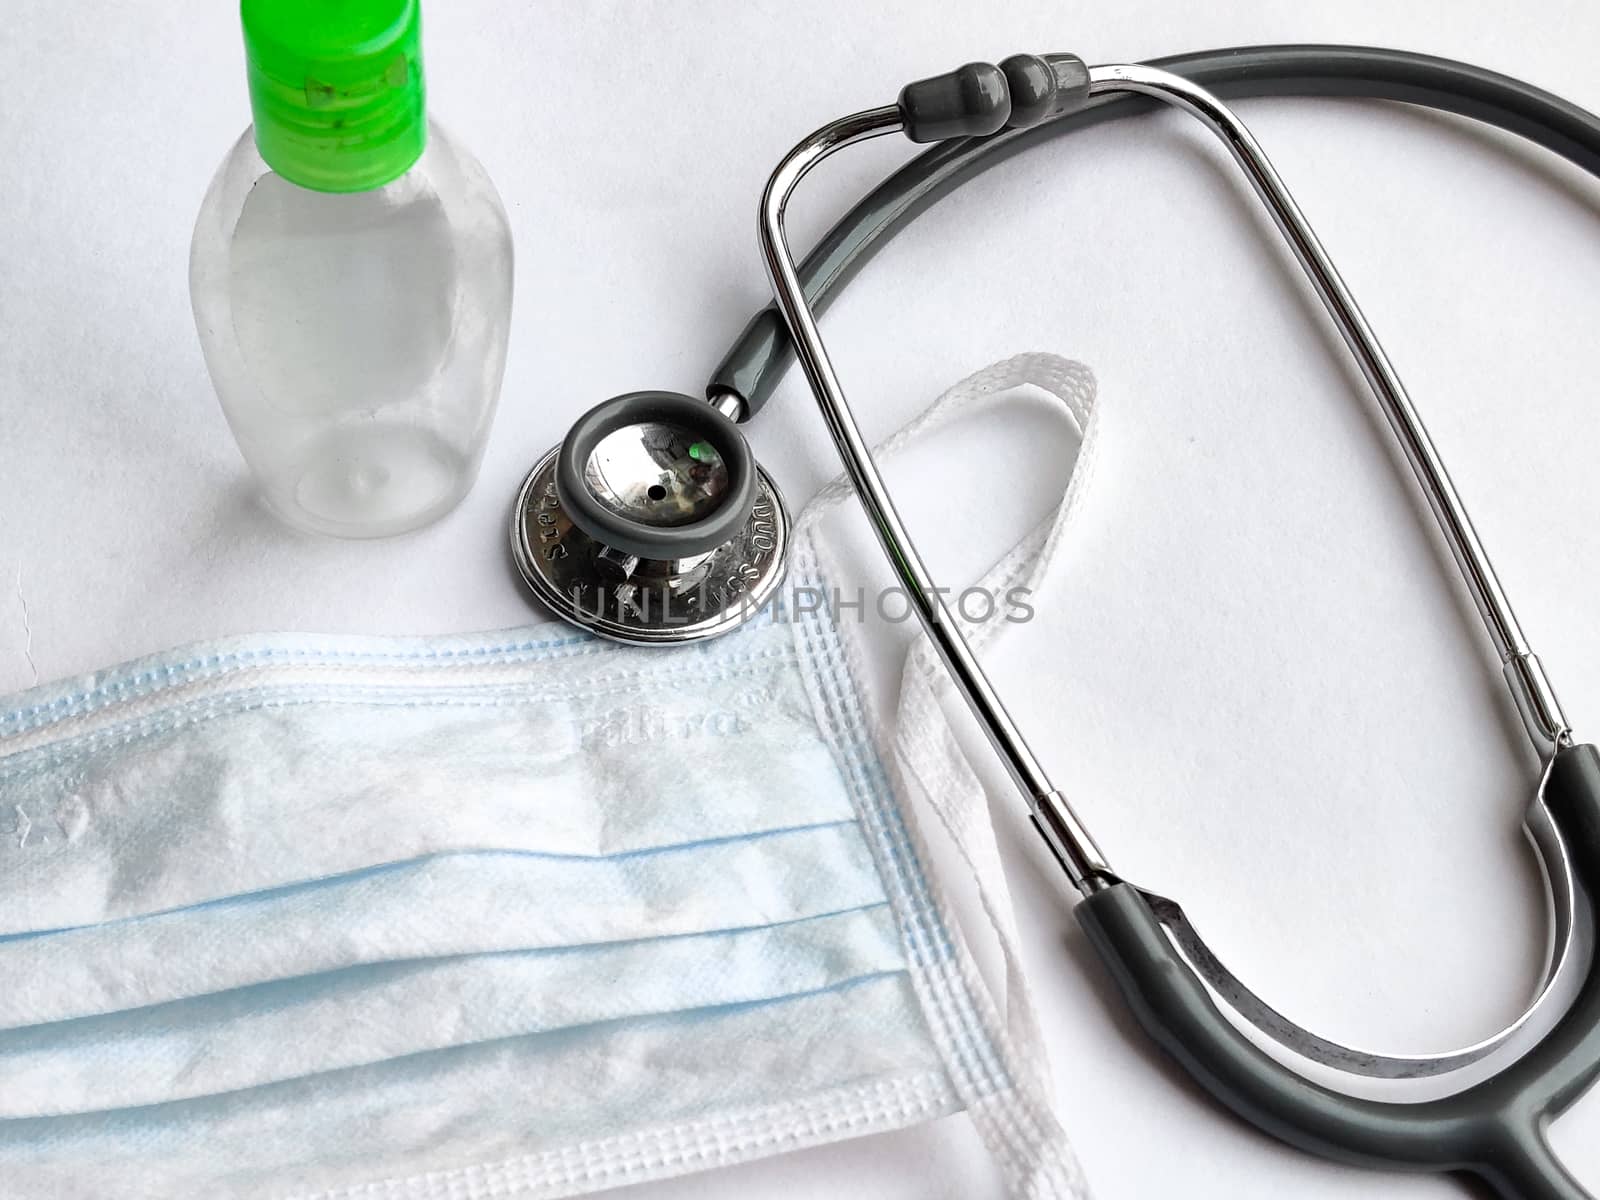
<box><xmin>0</xmin><ymin>903</ymin><xmax>909</xmax><ymax>1120</ymax></box>
<box><xmin>0</xmin><ymin>974</ymin><xmax>955</xmax><ymax>1200</ymax></box>
<box><xmin>1</xmin><ymin>632</ymin><xmax>844</xmax><ymax>936</ymax></box>
<box><xmin>0</xmin><ymin>822</ymin><xmax>884</xmax><ymax>1029</ymax></box>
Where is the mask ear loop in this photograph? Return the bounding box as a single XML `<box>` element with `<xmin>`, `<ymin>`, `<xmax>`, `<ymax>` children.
<box><xmin>791</xmin><ymin>352</ymin><xmax>1100</xmax><ymax>1199</ymax></box>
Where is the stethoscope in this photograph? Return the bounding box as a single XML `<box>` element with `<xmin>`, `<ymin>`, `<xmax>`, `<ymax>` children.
<box><xmin>510</xmin><ymin>45</ymin><xmax>1600</xmax><ymax>1200</ymax></box>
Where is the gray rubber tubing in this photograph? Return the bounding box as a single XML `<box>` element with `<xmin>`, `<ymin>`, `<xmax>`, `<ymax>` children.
<box><xmin>1078</xmin><ymin>742</ymin><xmax>1600</xmax><ymax>1200</ymax></box>
<box><xmin>708</xmin><ymin>44</ymin><xmax>1600</xmax><ymax>416</ymax></box>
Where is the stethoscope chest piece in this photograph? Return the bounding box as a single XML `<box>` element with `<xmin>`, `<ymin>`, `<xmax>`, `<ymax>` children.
<box><xmin>511</xmin><ymin>391</ymin><xmax>789</xmax><ymax>644</ymax></box>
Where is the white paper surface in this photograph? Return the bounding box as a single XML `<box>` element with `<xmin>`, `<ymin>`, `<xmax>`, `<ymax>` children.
<box><xmin>3</xmin><ymin>1</ymin><xmax>1600</xmax><ymax>1195</ymax></box>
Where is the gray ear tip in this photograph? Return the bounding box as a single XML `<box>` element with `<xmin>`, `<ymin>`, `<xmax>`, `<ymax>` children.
<box><xmin>898</xmin><ymin>61</ymin><xmax>1010</xmax><ymax>144</ymax></box>
<box><xmin>898</xmin><ymin>54</ymin><xmax>1093</xmax><ymax>144</ymax></box>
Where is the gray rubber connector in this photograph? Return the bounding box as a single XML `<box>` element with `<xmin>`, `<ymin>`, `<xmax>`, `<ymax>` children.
<box><xmin>999</xmin><ymin>54</ymin><xmax>1092</xmax><ymax>127</ymax></box>
<box><xmin>555</xmin><ymin>391</ymin><xmax>757</xmax><ymax>561</ymax></box>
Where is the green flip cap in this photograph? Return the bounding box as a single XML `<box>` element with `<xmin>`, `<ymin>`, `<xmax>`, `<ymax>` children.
<box><xmin>241</xmin><ymin>0</ymin><xmax>426</xmax><ymax>193</ymax></box>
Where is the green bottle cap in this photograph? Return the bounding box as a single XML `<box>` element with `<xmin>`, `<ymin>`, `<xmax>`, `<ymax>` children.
<box><xmin>241</xmin><ymin>0</ymin><xmax>426</xmax><ymax>193</ymax></box>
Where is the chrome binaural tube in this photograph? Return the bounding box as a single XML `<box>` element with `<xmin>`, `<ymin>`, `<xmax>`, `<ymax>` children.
<box><xmin>756</xmin><ymin>64</ymin><xmax>1571</xmax><ymax>902</ymax></box>
<box><xmin>756</xmin><ymin>104</ymin><xmax>1112</xmax><ymax>893</ymax></box>
<box><xmin>1084</xmin><ymin>63</ymin><xmax>1570</xmax><ymax>755</ymax></box>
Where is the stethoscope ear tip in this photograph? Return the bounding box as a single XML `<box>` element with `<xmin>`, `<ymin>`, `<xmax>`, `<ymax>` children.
<box><xmin>897</xmin><ymin>52</ymin><xmax>1091</xmax><ymax>143</ymax></box>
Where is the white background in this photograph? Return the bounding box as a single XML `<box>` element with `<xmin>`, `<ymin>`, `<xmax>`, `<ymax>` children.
<box><xmin>3</xmin><ymin>1</ymin><xmax>1600</xmax><ymax>1196</ymax></box>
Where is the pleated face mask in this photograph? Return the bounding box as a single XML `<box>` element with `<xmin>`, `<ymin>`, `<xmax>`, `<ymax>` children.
<box><xmin>0</xmin><ymin>355</ymin><xmax>1097</xmax><ymax>1200</ymax></box>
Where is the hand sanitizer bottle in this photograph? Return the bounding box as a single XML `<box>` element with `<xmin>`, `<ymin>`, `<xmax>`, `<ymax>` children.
<box><xmin>191</xmin><ymin>0</ymin><xmax>513</xmax><ymax>538</ymax></box>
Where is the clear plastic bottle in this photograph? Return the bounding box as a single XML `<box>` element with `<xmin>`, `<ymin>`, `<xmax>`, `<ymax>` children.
<box><xmin>191</xmin><ymin>0</ymin><xmax>512</xmax><ymax>538</ymax></box>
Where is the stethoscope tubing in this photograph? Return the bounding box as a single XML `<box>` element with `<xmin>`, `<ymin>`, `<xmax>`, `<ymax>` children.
<box><xmin>747</xmin><ymin>45</ymin><xmax>1600</xmax><ymax>1200</ymax></box>
<box><xmin>714</xmin><ymin>44</ymin><xmax>1600</xmax><ymax>414</ymax></box>
<box><xmin>1079</xmin><ymin>744</ymin><xmax>1600</xmax><ymax>1200</ymax></box>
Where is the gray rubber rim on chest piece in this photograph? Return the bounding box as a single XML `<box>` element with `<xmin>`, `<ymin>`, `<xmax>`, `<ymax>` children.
<box><xmin>555</xmin><ymin>391</ymin><xmax>758</xmax><ymax>560</ymax></box>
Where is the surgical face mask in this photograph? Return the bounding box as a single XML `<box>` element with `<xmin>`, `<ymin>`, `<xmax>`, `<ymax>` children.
<box><xmin>0</xmin><ymin>354</ymin><xmax>1097</xmax><ymax>1200</ymax></box>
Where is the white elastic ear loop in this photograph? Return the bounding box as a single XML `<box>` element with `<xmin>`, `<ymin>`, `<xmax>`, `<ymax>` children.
<box><xmin>792</xmin><ymin>352</ymin><xmax>1100</xmax><ymax>1199</ymax></box>
<box><xmin>793</xmin><ymin>352</ymin><xmax>1098</xmax><ymax>1052</ymax></box>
